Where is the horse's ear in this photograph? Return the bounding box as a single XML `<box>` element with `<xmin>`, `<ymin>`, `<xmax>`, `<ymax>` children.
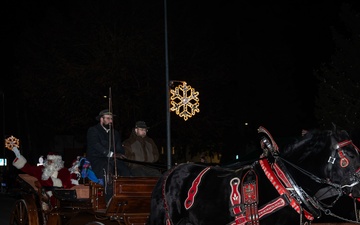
<box><xmin>301</xmin><ymin>129</ymin><xmax>308</xmax><ymax>136</ymax></box>
<box><xmin>331</xmin><ymin>122</ymin><xmax>337</xmax><ymax>133</ymax></box>
<box><xmin>342</xmin><ymin>130</ymin><xmax>350</xmax><ymax>137</ymax></box>
<box><xmin>331</xmin><ymin>123</ymin><xmax>350</xmax><ymax>138</ymax></box>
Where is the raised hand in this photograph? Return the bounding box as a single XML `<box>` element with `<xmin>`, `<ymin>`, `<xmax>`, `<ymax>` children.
<box><xmin>12</xmin><ymin>146</ymin><xmax>21</xmax><ymax>158</ymax></box>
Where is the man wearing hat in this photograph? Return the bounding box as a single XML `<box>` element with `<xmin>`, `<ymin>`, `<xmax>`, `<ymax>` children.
<box><xmin>122</xmin><ymin>121</ymin><xmax>162</xmax><ymax>176</ymax></box>
<box><xmin>86</xmin><ymin>109</ymin><xmax>131</xmax><ymax>200</ymax></box>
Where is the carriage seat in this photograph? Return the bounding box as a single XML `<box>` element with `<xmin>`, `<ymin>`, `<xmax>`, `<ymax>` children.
<box><xmin>18</xmin><ymin>173</ymin><xmax>90</xmax><ymax>199</ymax></box>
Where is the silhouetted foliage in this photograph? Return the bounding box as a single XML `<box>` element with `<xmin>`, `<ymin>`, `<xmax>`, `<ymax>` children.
<box><xmin>315</xmin><ymin>3</ymin><xmax>360</xmax><ymax>132</ymax></box>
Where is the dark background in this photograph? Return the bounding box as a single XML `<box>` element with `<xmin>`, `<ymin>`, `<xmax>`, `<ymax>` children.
<box><xmin>1</xmin><ymin>0</ymin><xmax>360</xmax><ymax>167</ymax></box>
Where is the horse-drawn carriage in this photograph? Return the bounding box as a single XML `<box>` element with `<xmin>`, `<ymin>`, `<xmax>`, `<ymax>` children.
<box><xmin>5</xmin><ymin>136</ymin><xmax>159</xmax><ymax>225</ymax></box>
<box><xmin>6</xmin><ymin>124</ymin><xmax>360</xmax><ymax>225</ymax></box>
<box><xmin>10</xmin><ymin>173</ymin><xmax>158</xmax><ymax>225</ymax></box>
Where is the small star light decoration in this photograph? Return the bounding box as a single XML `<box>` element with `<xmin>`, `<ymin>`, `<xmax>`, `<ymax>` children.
<box><xmin>5</xmin><ymin>135</ymin><xmax>20</xmax><ymax>150</ymax></box>
<box><xmin>170</xmin><ymin>82</ymin><xmax>200</xmax><ymax>121</ymax></box>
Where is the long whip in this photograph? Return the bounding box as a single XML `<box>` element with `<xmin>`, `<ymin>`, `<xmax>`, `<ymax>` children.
<box><xmin>108</xmin><ymin>87</ymin><xmax>118</xmax><ymax>177</ymax></box>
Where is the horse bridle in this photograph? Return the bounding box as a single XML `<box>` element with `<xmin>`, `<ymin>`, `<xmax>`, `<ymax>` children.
<box><xmin>282</xmin><ymin>135</ymin><xmax>360</xmax><ymax>201</ymax></box>
<box><xmin>277</xmin><ymin>135</ymin><xmax>360</xmax><ymax>224</ymax></box>
<box><xmin>278</xmin><ymin>155</ymin><xmax>360</xmax><ymax>224</ymax></box>
<box><xmin>326</xmin><ymin>135</ymin><xmax>360</xmax><ymax>196</ymax></box>
<box><xmin>258</xmin><ymin>127</ymin><xmax>360</xmax><ymax>224</ymax></box>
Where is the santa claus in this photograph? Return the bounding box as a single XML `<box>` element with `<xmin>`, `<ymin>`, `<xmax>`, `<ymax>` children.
<box><xmin>11</xmin><ymin>146</ymin><xmax>78</xmax><ymax>189</ymax></box>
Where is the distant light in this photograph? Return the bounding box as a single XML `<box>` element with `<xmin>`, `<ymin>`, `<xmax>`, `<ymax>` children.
<box><xmin>244</xmin><ymin>122</ymin><xmax>248</xmax><ymax>126</ymax></box>
<box><xmin>236</xmin><ymin>155</ymin><xmax>239</xmax><ymax>160</ymax></box>
<box><xmin>103</xmin><ymin>95</ymin><xmax>108</xmax><ymax>98</ymax></box>
<box><xmin>0</xmin><ymin>158</ymin><xmax>7</xmax><ymax>166</ymax></box>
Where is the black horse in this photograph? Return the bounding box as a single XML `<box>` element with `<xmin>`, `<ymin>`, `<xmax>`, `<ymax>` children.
<box><xmin>148</xmin><ymin>125</ymin><xmax>360</xmax><ymax>225</ymax></box>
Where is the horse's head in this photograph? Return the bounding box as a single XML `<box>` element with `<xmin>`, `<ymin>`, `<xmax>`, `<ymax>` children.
<box><xmin>282</xmin><ymin>124</ymin><xmax>360</xmax><ymax>199</ymax></box>
<box><xmin>326</xmin><ymin>125</ymin><xmax>360</xmax><ymax>198</ymax></box>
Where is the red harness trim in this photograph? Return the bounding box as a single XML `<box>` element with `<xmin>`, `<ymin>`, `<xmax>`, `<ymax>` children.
<box><xmin>241</xmin><ymin>170</ymin><xmax>259</xmax><ymax>224</ymax></box>
<box><xmin>260</xmin><ymin>158</ymin><xmax>314</xmax><ymax>221</ymax></box>
<box><xmin>258</xmin><ymin>196</ymin><xmax>287</xmax><ymax>218</ymax></box>
<box><xmin>258</xmin><ymin>126</ymin><xmax>279</xmax><ymax>152</ymax></box>
<box><xmin>338</xmin><ymin>140</ymin><xmax>360</xmax><ymax>153</ymax></box>
<box><xmin>184</xmin><ymin>166</ymin><xmax>211</xmax><ymax>209</ymax></box>
<box><xmin>229</xmin><ymin>174</ymin><xmax>291</xmax><ymax>224</ymax></box>
<box><xmin>230</xmin><ymin>177</ymin><xmax>247</xmax><ymax>225</ymax></box>
<box><xmin>162</xmin><ymin>164</ymin><xmax>181</xmax><ymax>225</ymax></box>
<box><xmin>273</xmin><ymin>163</ymin><xmax>292</xmax><ymax>188</ymax></box>
<box><xmin>338</xmin><ymin>150</ymin><xmax>350</xmax><ymax>168</ymax></box>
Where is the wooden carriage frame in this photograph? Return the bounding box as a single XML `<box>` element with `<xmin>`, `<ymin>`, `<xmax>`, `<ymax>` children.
<box><xmin>10</xmin><ymin>173</ymin><xmax>158</xmax><ymax>225</ymax></box>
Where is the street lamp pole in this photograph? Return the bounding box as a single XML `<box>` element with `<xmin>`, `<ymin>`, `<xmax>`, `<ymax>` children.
<box><xmin>164</xmin><ymin>0</ymin><xmax>172</xmax><ymax>170</ymax></box>
<box><xmin>1</xmin><ymin>92</ymin><xmax>4</xmax><ymax>158</ymax></box>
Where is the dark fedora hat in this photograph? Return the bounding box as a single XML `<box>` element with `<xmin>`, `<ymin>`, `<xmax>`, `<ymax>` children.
<box><xmin>96</xmin><ymin>109</ymin><xmax>115</xmax><ymax>121</ymax></box>
<box><xmin>135</xmin><ymin>121</ymin><xmax>149</xmax><ymax>129</ymax></box>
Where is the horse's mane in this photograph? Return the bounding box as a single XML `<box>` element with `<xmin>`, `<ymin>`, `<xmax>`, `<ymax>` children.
<box><xmin>281</xmin><ymin>129</ymin><xmax>330</xmax><ymax>163</ymax></box>
<box><xmin>281</xmin><ymin>126</ymin><xmax>352</xmax><ymax>163</ymax></box>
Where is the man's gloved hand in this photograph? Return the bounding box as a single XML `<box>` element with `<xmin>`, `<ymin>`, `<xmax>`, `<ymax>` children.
<box><xmin>107</xmin><ymin>151</ymin><xmax>114</xmax><ymax>157</ymax></box>
<box><xmin>12</xmin><ymin>146</ymin><xmax>21</xmax><ymax>158</ymax></box>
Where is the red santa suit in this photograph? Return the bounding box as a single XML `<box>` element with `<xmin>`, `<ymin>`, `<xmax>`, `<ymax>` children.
<box><xmin>13</xmin><ymin>153</ymin><xmax>75</xmax><ymax>189</ymax></box>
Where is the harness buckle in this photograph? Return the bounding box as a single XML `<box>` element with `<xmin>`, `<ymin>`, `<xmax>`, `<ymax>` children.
<box><xmin>328</xmin><ymin>156</ymin><xmax>336</xmax><ymax>164</ymax></box>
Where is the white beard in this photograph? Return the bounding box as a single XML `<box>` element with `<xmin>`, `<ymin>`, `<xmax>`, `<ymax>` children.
<box><xmin>41</xmin><ymin>160</ymin><xmax>64</xmax><ymax>180</ymax></box>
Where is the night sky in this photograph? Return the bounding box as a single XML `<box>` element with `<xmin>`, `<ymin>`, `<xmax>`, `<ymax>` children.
<box><xmin>2</xmin><ymin>0</ymin><xmax>359</xmax><ymax>163</ymax></box>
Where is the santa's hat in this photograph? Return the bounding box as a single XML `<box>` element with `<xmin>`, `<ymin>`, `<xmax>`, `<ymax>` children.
<box><xmin>46</xmin><ymin>152</ymin><xmax>62</xmax><ymax>161</ymax></box>
<box><xmin>71</xmin><ymin>157</ymin><xmax>80</xmax><ymax>168</ymax></box>
<box><xmin>72</xmin><ymin>159</ymin><xmax>78</xmax><ymax>166</ymax></box>
<box><xmin>69</xmin><ymin>156</ymin><xmax>81</xmax><ymax>185</ymax></box>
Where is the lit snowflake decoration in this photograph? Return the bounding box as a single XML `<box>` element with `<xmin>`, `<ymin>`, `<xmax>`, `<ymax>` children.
<box><xmin>170</xmin><ymin>82</ymin><xmax>200</xmax><ymax>121</ymax></box>
<box><xmin>5</xmin><ymin>135</ymin><xmax>20</xmax><ymax>150</ymax></box>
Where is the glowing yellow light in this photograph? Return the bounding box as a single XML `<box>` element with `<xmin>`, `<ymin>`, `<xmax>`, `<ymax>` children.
<box><xmin>170</xmin><ymin>82</ymin><xmax>200</xmax><ymax>121</ymax></box>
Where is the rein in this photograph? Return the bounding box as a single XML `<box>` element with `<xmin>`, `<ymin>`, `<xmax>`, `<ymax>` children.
<box><xmin>258</xmin><ymin>127</ymin><xmax>360</xmax><ymax>224</ymax></box>
<box><xmin>259</xmin><ymin>157</ymin><xmax>315</xmax><ymax>221</ymax></box>
<box><xmin>280</xmin><ymin>154</ymin><xmax>359</xmax><ymax>201</ymax></box>
<box><xmin>273</xmin><ymin>156</ymin><xmax>360</xmax><ymax>224</ymax></box>
<box><xmin>116</xmin><ymin>157</ymin><xmax>167</xmax><ymax>171</ymax></box>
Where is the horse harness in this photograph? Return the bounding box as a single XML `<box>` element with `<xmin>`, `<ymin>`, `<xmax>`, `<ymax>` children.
<box><xmin>168</xmin><ymin>159</ymin><xmax>312</xmax><ymax>225</ymax></box>
<box><xmin>257</xmin><ymin>127</ymin><xmax>360</xmax><ymax>225</ymax></box>
<box><xmin>226</xmin><ymin>157</ymin><xmax>315</xmax><ymax>225</ymax></box>
<box><xmin>161</xmin><ymin>127</ymin><xmax>360</xmax><ymax>225</ymax></box>
<box><xmin>226</xmin><ymin>127</ymin><xmax>360</xmax><ymax>225</ymax></box>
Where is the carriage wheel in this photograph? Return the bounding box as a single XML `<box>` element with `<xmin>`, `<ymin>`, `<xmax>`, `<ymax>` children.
<box><xmin>10</xmin><ymin>199</ymin><xmax>28</xmax><ymax>225</ymax></box>
<box><xmin>10</xmin><ymin>198</ymin><xmax>39</xmax><ymax>225</ymax></box>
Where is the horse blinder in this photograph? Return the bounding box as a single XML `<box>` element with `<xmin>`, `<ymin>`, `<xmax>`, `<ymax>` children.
<box><xmin>329</xmin><ymin>140</ymin><xmax>359</xmax><ymax>169</ymax></box>
<box><xmin>327</xmin><ymin>138</ymin><xmax>360</xmax><ymax>193</ymax></box>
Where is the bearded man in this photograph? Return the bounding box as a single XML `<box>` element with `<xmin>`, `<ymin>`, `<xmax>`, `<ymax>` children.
<box><xmin>123</xmin><ymin>121</ymin><xmax>161</xmax><ymax>176</ymax></box>
<box><xmin>86</xmin><ymin>109</ymin><xmax>131</xmax><ymax>202</ymax></box>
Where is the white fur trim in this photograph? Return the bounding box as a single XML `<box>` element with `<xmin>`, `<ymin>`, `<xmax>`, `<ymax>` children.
<box><xmin>46</xmin><ymin>191</ymin><xmax>53</xmax><ymax>197</ymax></box>
<box><xmin>71</xmin><ymin>179</ymin><xmax>79</xmax><ymax>185</ymax></box>
<box><xmin>51</xmin><ymin>171</ymin><xmax>58</xmax><ymax>179</ymax></box>
<box><xmin>51</xmin><ymin>177</ymin><xmax>62</xmax><ymax>187</ymax></box>
<box><xmin>47</xmin><ymin>155</ymin><xmax>62</xmax><ymax>161</ymax></box>
<box><xmin>13</xmin><ymin>155</ymin><xmax>27</xmax><ymax>169</ymax></box>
